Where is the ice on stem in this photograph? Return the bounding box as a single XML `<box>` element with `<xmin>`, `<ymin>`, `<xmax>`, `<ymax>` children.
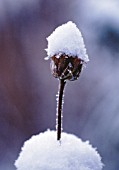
<box><xmin>56</xmin><ymin>79</ymin><xmax>66</xmax><ymax>140</ymax></box>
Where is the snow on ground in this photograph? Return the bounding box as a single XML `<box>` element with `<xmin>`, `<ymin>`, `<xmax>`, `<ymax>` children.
<box><xmin>45</xmin><ymin>21</ymin><xmax>89</xmax><ymax>63</ymax></box>
<box><xmin>15</xmin><ymin>130</ymin><xmax>103</xmax><ymax>170</ymax></box>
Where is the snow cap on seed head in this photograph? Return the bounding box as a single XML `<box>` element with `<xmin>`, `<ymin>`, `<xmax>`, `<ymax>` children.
<box><xmin>45</xmin><ymin>21</ymin><xmax>89</xmax><ymax>63</ymax></box>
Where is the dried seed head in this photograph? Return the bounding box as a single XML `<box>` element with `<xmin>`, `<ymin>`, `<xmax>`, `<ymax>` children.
<box><xmin>50</xmin><ymin>54</ymin><xmax>83</xmax><ymax>81</ymax></box>
<box><xmin>45</xmin><ymin>21</ymin><xmax>89</xmax><ymax>81</ymax></box>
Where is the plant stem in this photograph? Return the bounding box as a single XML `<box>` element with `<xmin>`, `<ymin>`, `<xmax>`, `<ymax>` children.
<box><xmin>56</xmin><ymin>79</ymin><xmax>66</xmax><ymax>140</ymax></box>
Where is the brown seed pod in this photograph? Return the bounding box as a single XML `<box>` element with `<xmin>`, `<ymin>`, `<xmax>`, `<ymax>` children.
<box><xmin>50</xmin><ymin>54</ymin><xmax>83</xmax><ymax>81</ymax></box>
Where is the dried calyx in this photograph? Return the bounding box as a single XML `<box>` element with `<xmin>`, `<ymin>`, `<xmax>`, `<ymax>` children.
<box><xmin>51</xmin><ymin>54</ymin><xmax>84</xmax><ymax>81</ymax></box>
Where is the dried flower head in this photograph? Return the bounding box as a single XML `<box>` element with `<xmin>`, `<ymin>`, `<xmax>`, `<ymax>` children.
<box><xmin>45</xmin><ymin>21</ymin><xmax>89</xmax><ymax>81</ymax></box>
<box><xmin>51</xmin><ymin>54</ymin><xmax>83</xmax><ymax>81</ymax></box>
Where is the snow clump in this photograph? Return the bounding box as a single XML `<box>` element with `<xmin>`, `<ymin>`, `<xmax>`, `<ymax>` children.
<box><xmin>15</xmin><ymin>130</ymin><xmax>103</xmax><ymax>170</ymax></box>
<box><xmin>45</xmin><ymin>21</ymin><xmax>89</xmax><ymax>63</ymax></box>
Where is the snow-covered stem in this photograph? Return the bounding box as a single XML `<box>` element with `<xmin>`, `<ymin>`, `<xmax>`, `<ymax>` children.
<box><xmin>56</xmin><ymin>79</ymin><xmax>66</xmax><ymax>140</ymax></box>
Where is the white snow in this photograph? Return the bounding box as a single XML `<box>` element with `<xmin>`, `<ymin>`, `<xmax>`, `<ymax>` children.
<box><xmin>15</xmin><ymin>130</ymin><xmax>103</xmax><ymax>170</ymax></box>
<box><xmin>45</xmin><ymin>21</ymin><xmax>89</xmax><ymax>63</ymax></box>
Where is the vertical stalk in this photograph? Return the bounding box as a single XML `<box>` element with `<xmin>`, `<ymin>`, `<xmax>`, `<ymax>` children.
<box><xmin>56</xmin><ymin>79</ymin><xmax>66</xmax><ymax>140</ymax></box>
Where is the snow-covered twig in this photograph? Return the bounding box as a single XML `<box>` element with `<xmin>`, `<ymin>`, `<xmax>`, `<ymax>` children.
<box><xmin>45</xmin><ymin>21</ymin><xmax>89</xmax><ymax>140</ymax></box>
<box><xmin>56</xmin><ymin>79</ymin><xmax>66</xmax><ymax>140</ymax></box>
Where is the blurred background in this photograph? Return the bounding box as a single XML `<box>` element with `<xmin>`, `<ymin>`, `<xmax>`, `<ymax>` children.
<box><xmin>0</xmin><ymin>0</ymin><xmax>119</xmax><ymax>169</ymax></box>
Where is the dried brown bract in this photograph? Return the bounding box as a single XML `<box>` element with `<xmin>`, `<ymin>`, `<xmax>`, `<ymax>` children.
<box><xmin>51</xmin><ymin>54</ymin><xmax>83</xmax><ymax>81</ymax></box>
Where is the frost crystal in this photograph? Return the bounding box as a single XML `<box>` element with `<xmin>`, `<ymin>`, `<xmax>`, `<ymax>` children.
<box><xmin>15</xmin><ymin>130</ymin><xmax>103</xmax><ymax>170</ymax></box>
<box><xmin>45</xmin><ymin>21</ymin><xmax>89</xmax><ymax>63</ymax></box>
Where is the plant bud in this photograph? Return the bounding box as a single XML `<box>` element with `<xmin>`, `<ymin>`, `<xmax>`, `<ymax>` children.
<box><xmin>45</xmin><ymin>21</ymin><xmax>89</xmax><ymax>81</ymax></box>
<box><xmin>50</xmin><ymin>54</ymin><xmax>83</xmax><ymax>81</ymax></box>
